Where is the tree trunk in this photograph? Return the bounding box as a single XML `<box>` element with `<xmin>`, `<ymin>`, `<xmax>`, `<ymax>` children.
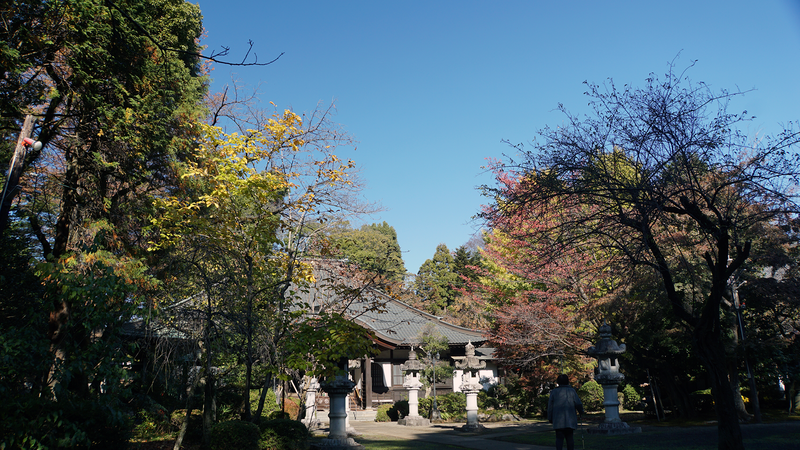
<box><xmin>254</xmin><ymin>377</ymin><xmax>272</xmax><ymax>421</ymax></box>
<box><xmin>726</xmin><ymin>305</ymin><xmax>752</xmax><ymax>422</ymax></box>
<box><xmin>694</xmin><ymin>323</ymin><xmax>745</xmax><ymax>450</ymax></box>
<box><xmin>174</xmin><ymin>368</ymin><xmax>202</xmax><ymax>450</ymax></box>
<box><xmin>202</xmin><ymin>300</ymin><xmax>216</xmax><ymax>448</ymax></box>
<box><xmin>203</xmin><ymin>371</ymin><xmax>216</xmax><ymax>448</ymax></box>
<box><xmin>728</xmin><ymin>371</ymin><xmax>752</xmax><ymax>422</ymax></box>
<box><xmin>660</xmin><ymin>368</ymin><xmax>693</xmax><ymax>419</ymax></box>
<box><xmin>0</xmin><ymin>115</ymin><xmax>35</xmax><ymax>235</ymax></box>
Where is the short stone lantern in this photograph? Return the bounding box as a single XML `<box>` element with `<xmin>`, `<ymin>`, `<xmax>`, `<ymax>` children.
<box><xmin>452</xmin><ymin>341</ymin><xmax>486</xmax><ymax>432</ymax></box>
<box><xmin>586</xmin><ymin>322</ymin><xmax>641</xmax><ymax>435</ymax></box>
<box><xmin>398</xmin><ymin>348</ymin><xmax>430</xmax><ymax>426</ymax></box>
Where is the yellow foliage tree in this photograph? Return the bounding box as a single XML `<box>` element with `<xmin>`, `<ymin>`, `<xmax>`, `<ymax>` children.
<box><xmin>148</xmin><ymin>106</ymin><xmax>367</xmax><ymax>433</ymax></box>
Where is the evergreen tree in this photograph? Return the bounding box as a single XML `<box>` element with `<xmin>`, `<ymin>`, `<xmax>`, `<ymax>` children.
<box><xmin>331</xmin><ymin>221</ymin><xmax>407</xmax><ymax>283</ymax></box>
<box><xmin>451</xmin><ymin>245</ymin><xmax>482</xmax><ymax>291</ymax></box>
<box><xmin>0</xmin><ymin>1</ymin><xmax>206</xmax><ymax>446</ymax></box>
<box><xmin>416</xmin><ymin>244</ymin><xmax>459</xmax><ymax>314</ymax></box>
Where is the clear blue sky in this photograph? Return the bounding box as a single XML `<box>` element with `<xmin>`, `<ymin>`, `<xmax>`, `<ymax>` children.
<box><xmin>197</xmin><ymin>0</ymin><xmax>800</xmax><ymax>274</ymax></box>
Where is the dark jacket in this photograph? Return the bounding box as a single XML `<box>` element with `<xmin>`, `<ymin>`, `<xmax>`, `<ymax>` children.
<box><xmin>547</xmin><ymin>385</ymin><xmax>584</xmax><ymax>430</ymax></box>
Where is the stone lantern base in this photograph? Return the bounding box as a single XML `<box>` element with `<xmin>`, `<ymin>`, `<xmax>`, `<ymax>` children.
<box><xmin>310</xmin><ymin>437</ymin><xmax>365</xmax><ymax>450</ymax></box>
<box><xmin>587</xmin><ymin>422</ymin><xmax>642</xmax><ymax>435</ymax></box>
<box><xmin>398</xmin><ymin>415</ymin><xmax>431</xmax><ymax>426</ymax></box>
<box><xmin>460</xmin><ymin>421</ymin><xmax>486</xmax><ymax>432</ymax></box>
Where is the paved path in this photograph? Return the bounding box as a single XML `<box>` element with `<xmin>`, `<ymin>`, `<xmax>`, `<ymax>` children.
<box><xmin>319</xmin><ymin>420</ymin><xmax>556</xmax><ymax>450</ymax></box>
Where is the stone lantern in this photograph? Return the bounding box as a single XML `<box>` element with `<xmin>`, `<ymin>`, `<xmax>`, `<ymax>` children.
<box><xmin>452</xmin><ymin>341</ymin><xmax>486</xmax><ymax>432</ymax></box>
<box><xmin>312</xmin><ymin>360</ymin><xmax>364</xmax><ymax>450</ymax></box>
<box><xmin>398</xmin><ymin>348</ymin><xmax>430</xmax><ymax>426</ymax></box>
<box><xmin>586</xmin><ymin>322</ymin><xmax>641</xmax><ymax>435</ymax></box>
<box><xmin>301</xmin><ymin>377</ymin><xmax>321</xmax><ymax>430</ymax></box>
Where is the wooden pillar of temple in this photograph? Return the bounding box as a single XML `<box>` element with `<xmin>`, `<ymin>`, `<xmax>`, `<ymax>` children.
<box><xmin>364</xmin><ymin>356</ymin><xmax>373</xmax><ymax>409</ymax></box>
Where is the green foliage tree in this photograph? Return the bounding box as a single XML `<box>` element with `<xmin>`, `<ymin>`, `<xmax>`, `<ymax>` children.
<box><xmin>735</xmin><ymin>219</ymin><xmax>800</xmax><ymax>413</ymax></box>
<box><xmin>0</xmin><ymin>0</ymin><xmax>206</xmax><ymax>446</ymax></box>
<box><xmin>149</xmin><ymin>100</ymin><xmax>383</xmax><ymax>443</ymax></box>
<box><xmin>331</xmin><ymin>221</ymin><xmax>407</xmax><ymax>284</ymax></box>
<box><xmin>416</xmin><ymin>244</ymin><xmax>459</xmax><ymax>314</ymax></box>
<box><xmin>451</xmin><ymin>245</ymin><xmax>482</xmax><ymax>290</ymax></box>
<box><xmin>150</xmin><ymin>110</ymin><xmax>356</xmax><ymax>439</ymax></box>
<box><xmin>413</xmin><ymin>323</ymin><xmax>454</xmax><ymax>418</ymax></box>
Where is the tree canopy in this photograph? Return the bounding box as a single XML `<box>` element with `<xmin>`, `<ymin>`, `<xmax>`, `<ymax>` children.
<box><xmin>483</xmin><ymin>62</ymin><xmax>800</xmax><ymax>450</ymax></box>
<box><xmin>329</xmin><ymin>221</ymin><xmax>407</xmax><ymax>284</ymax></box>
<box><xmin>1</xmin><ymin>0</ymin><xmax>207</xmax><ymax>446</ymax></box>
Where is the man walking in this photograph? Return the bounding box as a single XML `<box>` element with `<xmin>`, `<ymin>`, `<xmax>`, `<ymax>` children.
<box><xmin>547</xmin><ymin>374</ymin><xmax>584</xmax><ymax>450</ymax></box>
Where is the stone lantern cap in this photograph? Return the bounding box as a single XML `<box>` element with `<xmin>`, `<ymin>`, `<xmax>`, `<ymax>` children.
<box><xmin>400</xmin><ymin>349</ymin><xmax>426</xmax><ymax>372</ymax></box>
<box><xmin>453</xmin><ymin>341</ymin><xmax>486</xmax><ymax>371</ymax></box>
<box><xmin>320</xmin><ymin>375</ymin><xmax>356</xmax><ymax>395</ymax></box>
<box><xmin>587</xmin><ymin>322</ymin><xmax>626</xmax><ymax>386</ymax></box>
<box><xmin>587</xmin><ymin>322</ymin><xmax>626</xmax><ymax>357</ymax></box>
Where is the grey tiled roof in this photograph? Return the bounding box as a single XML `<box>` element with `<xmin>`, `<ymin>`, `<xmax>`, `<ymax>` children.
<box><xmin>124</xmin><ymin>259</ymin><xmax>487</xmax><ymax>348</ymax></box>
<box><xmin>349</xmin><ymin>292</ymin><xmax>486</xmax><ymax>346</ymax></box>
<box><xmin>294</xmin><ymin>260</ymin><xmax>487</xmax><ymax>347</ymax></box>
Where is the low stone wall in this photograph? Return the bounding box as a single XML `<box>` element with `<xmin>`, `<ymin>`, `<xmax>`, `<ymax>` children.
<box><xmin>313</xmin><ymin>409</ymin><xmax>377</xmax><ymax>423</ymax></box>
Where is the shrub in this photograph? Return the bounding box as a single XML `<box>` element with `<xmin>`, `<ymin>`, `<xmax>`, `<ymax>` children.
<box><xmin>133</xmin><ymin>409</ymin><xmax>170</xmax><ymax>440</ymax></box>
<box><xmin>258</xmin><ymin>418</ymin><xmax>309</xmax><ymax>450</ymax></box>
<box><xmin>62</xmin><ymin>397</ymin><xmax>132</xmax><ymax>449</ymax></box>
<box><xmin>478</xmin><ymin>389</ymin><xmax>499</xmax><ymax>410</ymax></box>
<box><xmin>217</xmin><ymin>386</ymin><xmax>245</xmax><ymax>421</ymax></box>
<box><xmin>210</xmin><ymin>420</ymin><xmax>260</xmax><ymax>450</ymax></box>
<box><xmin>490</xmin><ymin>374</ymin><xmax>536</xmax><ymax>416</ymax></box>
<box><xmin>170</xmin><ymin>409</ymin><xmax>203</xmax><ymax>440</ymax></box>
<box><xmin>375</xmin><ymin>404</ymin><xmax>392</xmax><ymax>422</ymax></box>
<box><xmin>532</xmin><ymin>394</ymin><xmax>549</xmax><ymax>417</ymax></box>
<box><xmin>261</xmin><ymin>428</ymin><xmax>283</xmax><ymax>450</ymax></box>
<box><xmin>417</xmin><ymin>392</ymin><xmax>466</xmax><ymax>420</ymax></box>
<box><xmin>268</xmin><ymin>410</ymin><xmax>291</xmax><ymax>420</ymax></box>
<box><xmin>251</xmin><ymin>388</ymin><xmax>281</xmax><ymax>420</ymax></box>
<box><xmin>437</xmin><ymin>392</ymin><xmax>467</xmax><ymax>417</ymax></box>
<box><xmin>388</xmin><ymin>400</ymin><xmax>408</xmax><ymax>420</ymax></box>
<box><xmin>282</xmin><ymin>398</ymin><xmax>301</xmax><ymax>420</ymax></box>
<box><xmin>130</xmin><ymin>394</ymin><xmax>171</xmax><ymax>440</ymax></box>
<box><xmin>621</xmin><ymin>384</ymin><xmax>642</xmax><ymax>411</ymax></box>
<box><xmin>578</xmin><ymin>380</ymin><xmax>605</xmax><ymax>412</ymax></box>
<box><xmin>689</xmin><ymin>389</ymin><xmax>715</xmax><ymax>414</ymax></box>
<box><xmin>418</xmin><ymin>397</ymin><xmax>431</xmax><ymax>416</ymax></box>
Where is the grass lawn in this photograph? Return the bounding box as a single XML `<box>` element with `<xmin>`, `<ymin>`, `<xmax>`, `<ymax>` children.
<box><xmin>495</xmin><ymin>419</ymin><xmax>800</xmax><ymax>450</ymax></box>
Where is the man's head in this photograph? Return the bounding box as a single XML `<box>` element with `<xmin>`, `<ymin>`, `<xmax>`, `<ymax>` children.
<box><xmin>557</xmin><ymin>374</ymin><xmax>569</xmax><ymax>386</ymax></box>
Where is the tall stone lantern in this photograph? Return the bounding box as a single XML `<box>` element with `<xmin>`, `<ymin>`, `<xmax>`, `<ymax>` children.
<box><xmin>586</xmin><ymin>322</ymin><xmax>641</xmax><ymax>435</ymax></box>
<box><xmin>452</xmin><ymin>341</ymin><xmax>486</xmax><ymax>432</ymax></box>
<box><xmin>398</xmin><ymin>348</ymin><xmax>431</xmax><ymax>426</ymax></box>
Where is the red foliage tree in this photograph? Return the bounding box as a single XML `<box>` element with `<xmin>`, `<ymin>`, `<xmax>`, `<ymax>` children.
<box><xmin>467</xmin><ymin>168</ymin><xmax>610</xmax><ymax>380</ymax></box>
